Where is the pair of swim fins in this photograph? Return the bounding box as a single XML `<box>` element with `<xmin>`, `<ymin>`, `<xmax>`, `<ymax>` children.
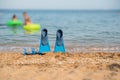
<box><xmin>40</xmin><ymin>28</ymin><xmax>65</xmax><ymax>53</ymax></box>
<box><xmin>24</xmin><ymin>28</ymin><xmax>65</xmax><ymax>55</ymax></box>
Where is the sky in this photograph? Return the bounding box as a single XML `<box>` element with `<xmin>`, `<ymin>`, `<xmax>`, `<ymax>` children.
<box><xmin>0</xmin><ymin>0</ymin><xmax>120</xmax><ymax>10</ymax></box>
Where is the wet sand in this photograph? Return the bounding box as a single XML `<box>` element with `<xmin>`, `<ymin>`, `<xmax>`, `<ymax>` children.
<box><xmin>0</xmin><ymin>52</ymin><xmax>120</xmax><ymax>80</ymax></box>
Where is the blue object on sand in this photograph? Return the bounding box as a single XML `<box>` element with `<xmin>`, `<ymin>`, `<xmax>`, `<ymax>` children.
<box><xmin>54</xmin><ymin>29</ymin><xmax>65</xmax><ymax>53</ymax></box>
<box><xmin>39</xmin><ymin>28</ymin><xmax>50</xmax><ymax>53</ymax></box>
<box><xmin>24</xmin><ymin>48</ymin><xmax>37</xmax><ymax>55</ymax></box>
<box><xmin>23</xmin><ymin>28</ymin><xmax>50</xmax><ymax>55</ymax></box>
<box><xmin>24</xmin><ymin>48</ymin><xmax>27</xmax><ymax>55</ymax></box>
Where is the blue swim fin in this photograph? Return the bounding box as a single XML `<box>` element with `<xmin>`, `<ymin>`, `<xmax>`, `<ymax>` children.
<box><xmin>39</xmin><ymin>28</ymin><xmax>50</xmax><ymax>53</ymax></box>
<box><xmin>54</xmin><ymin>29</ymin><xmax>65</xmax><ymax>53</ymax></box>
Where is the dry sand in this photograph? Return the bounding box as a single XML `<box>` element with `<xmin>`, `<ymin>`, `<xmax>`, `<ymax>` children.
<box><xmin>0</xmin><ymin>52</ymin><xmax>120</xmax><ymax>80</ymax></box>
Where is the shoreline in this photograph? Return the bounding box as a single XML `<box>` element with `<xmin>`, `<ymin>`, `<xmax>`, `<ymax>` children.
<box><xmin>0</xmin><ymin>45</ymin><xmax>120</xmax><ymax>53</ymax></box>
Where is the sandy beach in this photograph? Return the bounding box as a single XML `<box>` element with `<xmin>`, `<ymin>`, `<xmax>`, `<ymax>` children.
<box><xmin>0</xmin><ymin>1</ymin><xmax>120</xmax><ymax>79</ymax></box>
<box><xmin>0</xmin><ymin>52</ymin><xmax>120</xmax><ymax>80</ymax></box>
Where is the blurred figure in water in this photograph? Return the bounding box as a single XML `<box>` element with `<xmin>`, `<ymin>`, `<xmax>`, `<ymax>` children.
<box><xmin>10</xmin><ymin>14</ymin><xmax>21</xmax><ymax>34</ymax></box>
<box><xmin>23</xmin><ymin>12</ymin><xmax>40</xmax><ymax>34</ymax></box>
<box><xmin>12</xmin><ymin>14</ymin><xmax>17</xmax><ymax>20</ymax></box>
<box><xmin>23</xmin><ymin>12</ymin><xmax>32</xmax><ymax>25</ymax></box>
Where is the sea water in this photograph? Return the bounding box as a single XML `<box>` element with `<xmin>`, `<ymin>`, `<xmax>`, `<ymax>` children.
<box><xmin>0</xmin><ymin>10</ymin><xmax>120</xmax><ymax>52</ymax></box>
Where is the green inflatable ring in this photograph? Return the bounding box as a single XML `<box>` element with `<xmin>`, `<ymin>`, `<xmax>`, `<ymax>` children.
<box><xmin>7</xmin><ymin>20</ymin><xmax>23</xmax><ymax>27</ymax></box>
<box><xmin>24</xmin><ymin>24</ymin><xmax>41</xmax><ymax>31</ymax></box>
